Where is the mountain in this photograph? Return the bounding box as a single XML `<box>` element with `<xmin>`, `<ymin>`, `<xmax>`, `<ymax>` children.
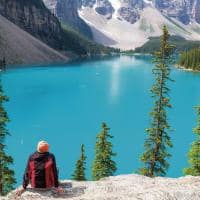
<box><xmin>70</xmin><ymin>0</ymin><xmax>200</xmax><ymax>50</ymax></box>
<box><xmin>154</xmin><ymin>0</ymin><xmax>200</xmax><ymax>24</ymax></box>
<box><xmin>134</xmin><ymin>35</ymin><xmax>200</xmax><ymax>53</ymax></box>
<box><xmin>43</xmin><ymin>0</ymin><xmax>93</xmax><ymax>39</ymax></box>
<box><xmin>3</xmin><ymin>174</ymin><xmax>200</xmax><ymax>200</ymax></box>
<box><xmin>0</xmin><ymin>0</ymin><xmax>64</xmax><ymax>50</ymax></box>
<box><xmin>0</xmin><ymin>0</ymin><xmax>116</xmax><ymax>64</ymax></box>
<box><xmin>0</xmin><ymin>14</ymin><xmax>68</xmax><ymax>65</ymax></box>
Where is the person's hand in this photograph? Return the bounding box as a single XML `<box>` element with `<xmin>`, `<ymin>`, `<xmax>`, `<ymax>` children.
<box><xmin>55</xmin><ymin>187</ymin><xmax>64</xmax><ymax>194</ymax></box>
<box><xmin>15</xmin><ymin>188</ymin><xmax>25</xmax><ymax>196</ymax></box>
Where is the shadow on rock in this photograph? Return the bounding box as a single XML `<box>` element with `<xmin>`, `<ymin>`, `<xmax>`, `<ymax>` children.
<box><xmin>8</xmin><ymin>182</ymin><xmax>87</xmax><ymax>199</ymax></box>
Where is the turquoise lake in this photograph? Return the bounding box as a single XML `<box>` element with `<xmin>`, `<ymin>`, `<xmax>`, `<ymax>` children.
<box><xmin>2</xmin><ymin>55</ymin><xmax>200</xmax><ymax>185</ymax></box>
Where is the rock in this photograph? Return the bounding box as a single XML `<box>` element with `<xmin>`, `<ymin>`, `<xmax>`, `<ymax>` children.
<box><xmin>56</xmin><ymin>0</ymin><xmax>93</xmax><ymax>39</ymax></box>
<box><xmin>3</xmin><ymin>174</ymin><xmax>200</xmax><ymax>200</ymax></box>
<box><xmin>82</xmin><ymin>0</ymin><xmax>96</xmax><ymax>8</ymax></box>
<box><xmin>154</xmin><ymin>0</ymin><xmax>200</xmax><ymax>25</ymax></box>
<box><xmin>0</xmin><ymin>0</ymin><xmax>64</xmax><ymax>50</ymax></box>
<box><xmin>43</xmin><ymin>0</ymin><xmax>93</xmax><ymax>39</ymax></box>
<box><xmin>95</xmin><ymin>0</ymin><xmax>114</xmax><ymax>19</ymax></box>
<box><xmin>194</xmin><ymin>0</ymin><xmax>200</xmax><ymax>24</ymax></box>
<box><xmin>42</xmin><ymin>0</ymin><xmax>57</xmax><ymax>14</ymax></box>
<box><xmin>118</xmin><ymin>7</ymin><xmax>140</xmax><ymax>24</ymax></box>
<box><xmin>80</xmin><ymin>0</ymin><xmax>200</xmax><ymax>25</ymax></box>
<box><xmin>118</xmin><ymin>0</ymin><xmax>144</xmax><ymax>24</ymax></box>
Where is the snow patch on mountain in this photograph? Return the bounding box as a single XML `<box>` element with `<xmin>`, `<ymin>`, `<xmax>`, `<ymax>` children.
<box><xmin>79</xmin><ymin>6</ymin><xmax>200</xmax><ymax>50</ymax></box>
<box><xmin>143</xmin><ymin>0</ymin><xmax>153</xmax><ymax>5</ymax></box>
<box><xmin>43</xmin><ymin>0</ymin><xmax>200</xmax><ymax>50</ymax></box>
<box><xmin>109</xmin><ymin>0</ymin><xmax>121</xmax><ymax>18</ymax></box>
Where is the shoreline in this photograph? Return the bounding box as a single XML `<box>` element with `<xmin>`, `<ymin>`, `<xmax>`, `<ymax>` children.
<box><xmin>175</xmin><ymin>64</ymin><xmax>200</xmax><ymax>73</ymax></box>
<box><xmin>5</xmin><ymin>53</ymin><xmax>150</xmax><ymax>69</ymax></box>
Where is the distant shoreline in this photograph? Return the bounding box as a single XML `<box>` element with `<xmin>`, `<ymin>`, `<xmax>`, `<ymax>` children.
<box><xmin>175</xmin><ymin>64</ymin><xmax>200</xmax><ymax>73</ymax></box>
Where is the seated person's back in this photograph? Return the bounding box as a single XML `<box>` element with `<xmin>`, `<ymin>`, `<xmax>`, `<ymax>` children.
<box><xmin>23</xmin><ymin>141</ymin><xmax>58</xmax><ymax>189</ymax></box>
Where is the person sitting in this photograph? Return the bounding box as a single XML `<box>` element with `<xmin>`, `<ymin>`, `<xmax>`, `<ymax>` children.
<box><xmin>16</xmin><ymin>141</ymin><xmax>63</xmax><ymax>196</ymax></box>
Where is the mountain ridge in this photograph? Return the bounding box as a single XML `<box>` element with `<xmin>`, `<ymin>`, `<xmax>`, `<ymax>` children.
<box><xmin>44</xmin><ymin>0</ymin><xmax>200</xmax><ymax>50</ymax></box>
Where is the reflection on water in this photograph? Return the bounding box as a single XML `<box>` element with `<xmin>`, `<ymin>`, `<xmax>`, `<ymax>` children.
<box><xmin>110</xmin><ymin>60</ymin><xmax>121</xmax><ymax>101</ymax></box>
<box><xmin>109</xmin><ymin>56</ymin><xmax>148</xmax><ymax>102</ymax></box>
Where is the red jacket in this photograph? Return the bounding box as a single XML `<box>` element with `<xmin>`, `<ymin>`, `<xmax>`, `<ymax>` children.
<box><xmin>23</xmin><ymin>152</ymin><xmax>59</xmax><ymax>189</ymax></box>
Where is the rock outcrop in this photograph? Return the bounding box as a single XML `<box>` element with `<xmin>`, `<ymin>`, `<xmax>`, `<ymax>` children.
<box><xmin>95</xmin><ymin>0</ymin><xmax>114</xmax><ymax>19</ymax></box>
<box><xmin>80</xmin><ymin>0</ymin><xmax>200</xmax><ymax>25</ymax></box>
<box><xmin>154</xmin><ymin>0</ymin><xmax>200</xmax><ymax>25</ymax></box>
<box><xmin>2</xmin><ymin>174</ymin><xmax>200</xmax><ymax>200</ymax></box>
<box><xmin>117</xmin><ymin>0</ymin><xmax>144</xmax><ymax>24</ymax></box>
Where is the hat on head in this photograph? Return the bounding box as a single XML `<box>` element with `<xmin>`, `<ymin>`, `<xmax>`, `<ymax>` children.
<box><xmin>37</xmin><ymin>141</ymin><xmax>49</xmax><ymax>153</ymax></box>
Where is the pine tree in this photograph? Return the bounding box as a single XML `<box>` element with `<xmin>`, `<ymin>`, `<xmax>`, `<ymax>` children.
<box><xmin>139</xmin><ymin>26</ymin><xmax>175</xmax><ymax>177</ymax></box>
<box><xmin>92</xmin><ymin>122</ymin><xmax>117</xmax><ymax>181</ymax></box>
<box><xmin>184</xmin><ymin>106</ymin><xmax>200</xmax><ymax>176</ymax></box>
<box><xmin>72</xmin><ymin>144</ymin><xmax>87</xmax><ymax>181</ymax></box>
<box><xmin>0</xmin><ymin>76</ymin><xmax>16</xmax><ymax>196</ymax></box>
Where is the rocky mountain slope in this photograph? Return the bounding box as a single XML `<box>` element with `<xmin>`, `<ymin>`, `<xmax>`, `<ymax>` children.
<box><xmin>78</xmin><ymin>0</ymin><xmax>200</xmax><ymax>50</ymax></box>
<box><xmin>2</xmin><ymin>174</ymin><xmax>200</xmax><ymax>200</ymax></box>
<box><xmin>80</xmin><ymin>0</ymin><xmax>200</xmax><ymax>25</ymax></box>
<box><xmin>0</xmin><ymin>0</ymin><xmax>116</xmax><ymax>64</ymax></box>
<box><xmin>43</xmin><ymin>0</ymin><xmax>93</xmax><ymax>39</ymax></box>
<box><xmin>45</xmin><ymin>0</ymin><xmax>199</xmax><ymax>50</ymax></box>
<box><xmin>0</xmin><ymin>0</ymin><xmax>64</xmax><ymax>50</ymax></box>
<box><xmin>0</xmin><ymin>14</ymin><xmax>68</xmax><ymax>65</ymax></box>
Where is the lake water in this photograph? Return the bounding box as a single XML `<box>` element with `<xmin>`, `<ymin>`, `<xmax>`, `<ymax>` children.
<box><xmin>2</xmin><ymin>55</ymin><xmax>200</xmax><ymax>186</ymax></box>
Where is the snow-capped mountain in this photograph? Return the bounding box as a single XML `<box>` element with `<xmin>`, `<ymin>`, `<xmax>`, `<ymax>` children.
<box><xmin>43</xmin><ymin>0</ymin><xmax>200</xmax><ymax>50</ymax></box>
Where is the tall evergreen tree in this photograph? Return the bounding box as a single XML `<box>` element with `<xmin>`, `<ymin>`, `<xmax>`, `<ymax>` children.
<box><xmin>0</xmin><ymin>76</ymin><xmax>16</xmax><ymax>195</ymax></box>
<box><xmin>184</xmin><ymin>106</ymin><xmax>200</xmax><ymax>176</ymax></box>
<box><xmin>92</xmin><ymin>122</ymin><xmax>117</xmax><ymax>181</ymax></box>
<box><xmin>139</xmin><ymin>26</ymin><xmax>175</xmax><ymax>177</ymax></box>
<box><xmin>72</xmin><ymin>144</ymin><xmax>87</xmax><ymax>181</ymax></box>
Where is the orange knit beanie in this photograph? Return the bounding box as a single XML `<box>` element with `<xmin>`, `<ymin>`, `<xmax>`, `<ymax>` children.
<box><xmin>37</xmin><ymin>141</ymin><xmax>49</xmax><ymax>153</ymax></box>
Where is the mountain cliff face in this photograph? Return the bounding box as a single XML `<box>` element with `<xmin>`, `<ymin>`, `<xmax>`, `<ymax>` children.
<box><xmin>118</xmin><ymin>0</ymin><xmax>144</xmax><ymax>24</ymax></box>
<box><xmin>154</xmin><ymin>0</ymin><xmax>200</xmax><ymax>25</ymax></box>
<box><xmin>0</xmin><ymin>0</ymin><xmax>64</xmax><ymax>50</ymax></box>
<box><xmin>95</xmin><ymin>0</ymin><xmax>114</xmax><ymax>19</ymax></box>
<box><xmin>43</xmin><ymin>0</ymin><xmax>93</xmax><ymax>39</ymax></box>
<box><xmin>81</xmin><ymin>0</ymin><xmax>200</xmax><ymax>25</ymax></box>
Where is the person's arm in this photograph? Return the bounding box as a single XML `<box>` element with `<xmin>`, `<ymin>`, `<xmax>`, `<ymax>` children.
<box><xmin>52</xmin><ymin>155</ymin><xmax>59</xmax><ymax>188</ymax></box>
<box><xmin>23</xmin><ymin>156</ymin><xmax>31</xmax><ymax>189</ymax></box>
<box><xmin>52</xmin><ymin>155</ymin><xmax>64</xmax><ymax>193</ymax></box>
<box><xmin>16</xmin><ymin>156</ymin><xmax>31</xmax><ymax>196</ymax></box>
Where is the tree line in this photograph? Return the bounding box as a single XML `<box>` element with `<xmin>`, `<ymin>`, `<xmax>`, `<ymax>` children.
<box><xmin>0</xmin><ymin>26</ymin><xmax>200</xmax><ymax>196</ymax></box>
<box><xmin>178</xmin><ymin>48</ymin><xmax>200</xmax><ymax>71</ymax></box>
